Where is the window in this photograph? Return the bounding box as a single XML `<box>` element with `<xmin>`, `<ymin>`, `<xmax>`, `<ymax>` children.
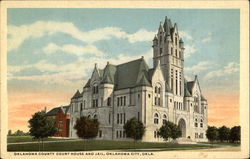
<box><xmin>80</xmin><ymin>103</ymin><xmax>83</xmax><ymax>111</ymax></box>
<box><xmin>107</xmin><ymin>97</ymin><xmax>111</xmax><ymax>106</ymax></box>
<box><xmin>124</xmin><ymin>96</ymin><xmax>126</xmax><ymax>106</ymax></box>
<box><xmin>120</xmin><ymin>131</ymin><xmax>122</xmax><ymax>138</ymax></box>
<box><xmin>93</xmin><ymin>114</ymin><xmax>97</xmax><ymax>121</ymax></box>
<box><xmin>148</xmin><ymin>94</ymin><xmax>151</xmax><ymax>98</ymax></box>
<box><xmin>200</xmin><ymin>133</ymin><xmax>204</xmax><ymax>138</ymax></box>
<box><xmin>117</xmin><ymin>97</ymin><xmax>120</xmax><ymax>106</ymax></box>
<box><xmin>83</xmin><ymin>100</ymin><xmax>86</xmax><ymax>109</ymax></box>
<box><xmin>93</xmin><ymin>85</ymin><xmax>99</xmax><ymax>94</ymax></box>
<box><xmin>120</xmin><ymin>113</ymin><xmax>123</xmax><ymax>124</ymax></box>
<box><xmin>124</xmin><ymin>113</ymin><xmax>126</xmax><ymax>124</ymax></box>
<box><xmin>88</xmin><ymin>115</ymin><xmax>91</xmax><ymax>118</ymax></box>
<box><xmin>175</xmin><ymin>49</ymin><xmax>177</xmax><ymax>57</ymax></box>
<box><xmin>116</xmin><ymin>131</ymin><xmax>119</xmax><ymax>138</ymax></box>
<box><xmin>154</xmin><ymin>131</ymin><xmax>157</xmax><ymax>138</ymax></box>
<box><xmin>171</xmin><ymin>47</ymin><xmax>173</xmax><ymax>55</ymax></box>
<box><xmin>155</xmin><ymin>87</ymin><xmax>158</xmax><ymax>93</ymax></box>
<box><xmin>158</xmin><ymin>98</ymin><xmax>160</xmax><ymax>105</ymax></box>
<box><xmin>163</xmin><ymin>114</ymin><xmax>167</xmax><ymax>124</ymax></box>
<box><xmin>99</xmin><ymin>130</ymin><xmax>102</xmax><ymax>138</ymax></box>
<box><xmin>200</xmin><ymin>119</ymin><xmax>203</xmax><ymax>127</ymax></box>
<box><xmin>137</xmin><ymin>112</ymin><xmax>140</xmax><ymax>121</ymax></box>
<box><xmin>175</xmin><ymin>37</ymin><xmax>177</xmax><ymax>45</ymax></box>
<box><xmin>170</xmin><ymin>99</ymin><xmax>172</xmax><ymax>102</ymax></box>
<box><xmin>138</xmin><ymin>94</ymin><xmax>140</xmax><ymax>98</ymax></box>
<box><xmin>200</xmin><ymin>123</ymin><xmax>203</xmax><ymax>128</ymax></box>
<box><xmin>117</xmin><ymin>114</ymin><xmax>119</xmax><ymax>124</ymax></box>
<box><xmin>155</xmin><ymin>97</ymin><xmax>157</xmax><ymax>105</ymax></box>
<box><xmin>195</xmin><ymin>118</ymin><xmax>198</xmax><ymax>127</ymax></box>
<box><xmin>154</xmin><ymin>113</ymin><xmax>159</xmax><ymax>124</ymax></box>
<box><xmin>109</xmin><ymin>113</ymin><xmax>111</xmax><ymax>124</ymax></box>
<box><xmin>159</xmin><ymin>48</ymin><xmax>163</xmax><ymax>55</ymax></box>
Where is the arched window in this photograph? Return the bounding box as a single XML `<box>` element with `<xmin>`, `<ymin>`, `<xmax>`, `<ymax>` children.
<box><xmin>88</xmin><ymin>115</ymin><xmax>91</xmax><ymax>118</ymax></box>
<box><xmin>158</xmin><ymin>87</ymin><xmax>161</xmax><ymax>94</ymax></box>
<box><xmin>155</xmin><ymin>87</ymin><xmax>158</xmax><ymax>93</ymax></box>
<box><xmin>163</xmin><ymin>114</ymin><xmax>167</xmax><ymax>124</ymax></box>
<box><xmin>93</xmin><ymin>114</ymin><xmax>98</xmax><ymax>122</ymax></box>
<box><xmin>154</xmin><ymin>113</ymin><xmax>159</xmax><ymax>124</ymax></box>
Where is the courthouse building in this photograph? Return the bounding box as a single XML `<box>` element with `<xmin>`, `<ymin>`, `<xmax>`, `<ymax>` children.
<box><xmin>69</xmin><ymin>17</ymin><xmax>208</xmax><ymax>142</ymax></box>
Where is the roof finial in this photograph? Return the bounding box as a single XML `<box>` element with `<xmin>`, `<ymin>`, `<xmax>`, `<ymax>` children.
<box><xmin>95</xmin><ymin>63</ymin><xmax>97</xmax><ymax>68</ymax></box>
<box><xmin>107</xmin><ymin>61</ymin><xmax>109</xmax><ymax>65</ymax></box>
<box><xmin>141</xmin><ymin>56</ymin><xmax>144</xmax><ymax>59</ymax></box>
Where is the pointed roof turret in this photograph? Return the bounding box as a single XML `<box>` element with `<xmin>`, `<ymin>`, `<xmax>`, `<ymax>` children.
<box><xmin>101</xmin><ymin>62</ymin><xmax>117</xmax><ymax>84</ymax></box>
<box><xmin>163</xmin><ymin>16</ymin><xmax>172</xmax><ymax>35</ymax></box>
<box><xmin>158</xmin><ymin>22</ymin><xmax>165</xmax><ymax>33</ymax></box>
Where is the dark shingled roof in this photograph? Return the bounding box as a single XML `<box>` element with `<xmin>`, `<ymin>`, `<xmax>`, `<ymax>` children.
<box><xmin>46</xmin><ymin>105</ymin><xmax>70</xmax><ymax>116</ymax></box>
<box><xmin>84</xmin><ymin>79</ymin><xmax>90</xmax><ymax>88</ymax></box>
<box><xmin>72</xmin><ymin>90</ymin><xmax>82</xmax><ymax>99</ymax></box>
<box><xmin>187</xmin><ymin>81</ymin><xmax>194</xmax><ymax>95</ymax></box>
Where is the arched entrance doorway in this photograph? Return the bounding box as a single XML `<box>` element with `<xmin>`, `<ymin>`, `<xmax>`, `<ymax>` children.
<box><xmin>178</xmin><ymin>118</ymin><xmax>186</xmax><ymax>137</ymax></box>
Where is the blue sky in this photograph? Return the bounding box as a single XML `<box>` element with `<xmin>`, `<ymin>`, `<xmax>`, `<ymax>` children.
<box><xmin>7</xmin><ymin>8</ymin><xmax>239</xmax><ymax>93</ymax></box>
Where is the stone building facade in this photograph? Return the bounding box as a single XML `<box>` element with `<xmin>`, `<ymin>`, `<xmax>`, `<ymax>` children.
<box><xmin>69</xmin><ymin>17</ymin><xmax>208</xmax><ymax>142</ymax></box>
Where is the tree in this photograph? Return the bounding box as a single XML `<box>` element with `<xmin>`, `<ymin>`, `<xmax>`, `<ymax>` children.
<box><xmin>229</xmin><ymin>126</ymin><xmax>240</xmax><ymax>143</ymax></box>
<box><xmin>28</xmin><ymin>110</ymin><xmax>57</xmax><ymax>150</ymax></box>
<box><xmin>206</xmin><ymin>126</ymin><xmax>218</xmax><ymax>143</ymax></box>
<box><xmin>158</xmin><ymin>121</ymin><xmax>181</xmax><ymax>142</ymax></box>
<box><xmin>218</xmin><ymin>125</ymin><xmax>230</xmax><ymax>142</ymax></box>
<box><xmin>73</xmin><ymin>116</ymin><xmax>99</xmax><ymax>150</ymax></box>
<box><xmin>124</xmin><ymin>117</ymin><xmax>145</xmax><ymax>148</ymax></box>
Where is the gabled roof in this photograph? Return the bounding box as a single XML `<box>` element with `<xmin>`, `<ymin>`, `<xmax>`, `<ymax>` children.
<box><xmin>46</xmin><ymin>105</ymin><xmax>70</xmax><ymax>116</ymax></box>
<box><xmin>46</xmin><ymin>107</ymin><xmax>60</xmax><ymax>116</ymax></box>
<box><xmin>71</xmin><ymin>90</ymin><xmax>82</xmax><ymax>99</ymax></box>
<box><xmin>115</xmin><ymin>58</ymin><xmax>151</xmax><ymax>90</ymax></box>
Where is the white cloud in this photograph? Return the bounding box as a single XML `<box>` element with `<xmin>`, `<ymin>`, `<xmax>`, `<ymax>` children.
<box><xmin>43</xmin><ymin>43</ymin><xmax>103</xmax><ymax>56</ymax></box>
<box><xmin>201</xmin><ymin>32</ymin><xmax>212</xmax><ymax>43</ymax></box>
<box><xmin>204</xmin><ymin>62</ymin><xmax>239</xmax><ymax>80</ymax></box>
<box><xmin>127</xmin><ymin>29</ymin><xmax>155</xmax><ymax>43</ymax></box>
<box><xmin>8</xmin><ymin>49</ymin><xmax>153</xmax><ymax>86</ymax></box>
<box><xmin>185</xmin><ymin>61</ymin><xmax>211</xmax><ymax>72</ymax></box>
<box><xmin>8</xmin><ymin>21</ymin><xmax>155</xmax><ymax>52</ymax></box>
<box><xmin>184</xmin><ymin>44</ymin><xmax>197</xmax><ymax>58</ymax></box>
<box><xmin>179</xmin><ymin>31</ymin><xmax>193</xmax><ymax>41</ymax></box>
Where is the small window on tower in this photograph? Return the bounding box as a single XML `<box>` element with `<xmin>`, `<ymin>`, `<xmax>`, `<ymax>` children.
<box><xmin>160</xmin><ymin>48</ymin><xmax>162</xmax><ymax>55</ymax></box>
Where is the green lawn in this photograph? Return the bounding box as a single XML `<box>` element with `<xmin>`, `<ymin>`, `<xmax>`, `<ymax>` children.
<box><xmin>7</xmin><ymin>136</ymin><xmax>240</xmax><ymax>151</ymax></box>
<box><xmin>8</xmin><ymin>139</ymin><xmax>215</xmax><ymax>151</ymax></box>
<box><xmin>7</xmin><ymin>136</ymin><xmax>71</xmax><ymax>143</ymax></box>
